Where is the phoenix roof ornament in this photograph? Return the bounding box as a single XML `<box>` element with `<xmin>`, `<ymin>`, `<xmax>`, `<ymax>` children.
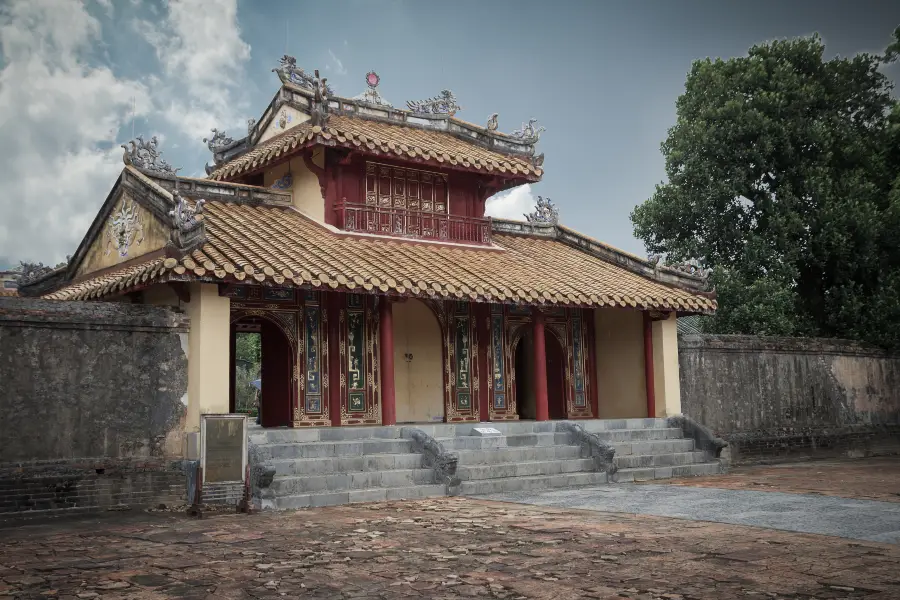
<box><xmin>510</xmin><ymin>118</ymin><xmax>545</xmax><ymax>142</ymax></box>
<box><xmin>524</xmin><ymin>196</ymin><xmax>559</xmax><ymax>225</ymax></box>
<box><xmin>273</xmin><ymin>55</ymin><xmax>335</xmax><ymax>96</ymax></box>
<box><xmin>486</xmin><ymin>113</ymin><xmax>499</xmax><ymax>131</ymax></box>
<box><xmin>121</xmin><ymin>135</ymin><xmax>176</xmax><ymax>175</ymax></box>
<box><xmin>406</xmin><ymin>90</ymin><xmax>461</xmax><ymax>116</ymax></box>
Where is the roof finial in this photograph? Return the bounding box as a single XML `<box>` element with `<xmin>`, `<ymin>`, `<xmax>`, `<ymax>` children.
<box><xmin>406</xmin><ymin>90</ymin><xmax>461</xmax><ymax>116</ymax></box>
<box><xmin>511</xmin><ymin>118</ymin><xmax>545</xmax><ymax>142</ymax></box>
<box><xmin>524</xmin><ymin>196</ymin><xmax>558</xmax><ymax>225</ymax></box>
<box><xmin>354</xmin><ymin>70</ymin><xmax>393</xmax><ymax>107</ymax></box>
<box><xmin>121</xmin><ymin>135</ymin><xmax>176</xmax><ymax>175</ymax></box>
<box><xmin>486</xmin><ymin>113</ymin><xmax>498</xmax><ymax>131</ymax></box>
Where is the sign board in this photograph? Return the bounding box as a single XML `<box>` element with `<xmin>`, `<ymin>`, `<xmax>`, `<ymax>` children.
<box><xmin>471</xmin><ymin>426</ymin><xmax>502</xmax><ymax>437</ymax></box>
<box><xmin>200</xmin><ymin>414</ymin><xmax>248</xmax><ymax>484</ymax></box>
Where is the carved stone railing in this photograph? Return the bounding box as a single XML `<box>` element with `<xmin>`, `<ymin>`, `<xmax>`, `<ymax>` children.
<box><xmin>337</xmin><ymin>201</ymin><xmax>492</xmax><ymax>245</ymax></box>
<box><xmin>402</xmin><ymin>428</ymin><xmax>461</xmax><ymax>495</ymax></box>
<box><xmin>556</xmin><ymin>421</ymin><xmax>618</xmax><ymax>478</ymax></box>
<box><xmin>667</xmin><ymin>415</ymin><xmax>729</xmax><ymax>470</ymax></box>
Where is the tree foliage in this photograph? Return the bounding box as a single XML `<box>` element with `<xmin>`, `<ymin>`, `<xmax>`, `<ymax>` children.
<box><xmin>632</xmin><ymin>28</ymin><xmax>900</xmax><ymax>349</ymax></box>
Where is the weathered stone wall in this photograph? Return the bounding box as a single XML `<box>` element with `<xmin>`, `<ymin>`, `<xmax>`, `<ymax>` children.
<box><xmin>0</xmin><ymin>298</ymin><xmax>189</xmax><ymax>517</ymax></box>
<box><xmin>679</xmin><ymin>334</ymin><xmax>900</xmax><ymax>464</ymax></box>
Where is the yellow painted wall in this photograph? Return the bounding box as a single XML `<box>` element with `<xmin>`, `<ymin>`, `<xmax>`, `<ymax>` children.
<box><xmin>594</xmin><ymin>308</ymin><xmax>648</xmax><ymax>418</ymax></box>
<box><xmin>392</xmin><ymin>299</ymin><xmax>444</xmax><ymax>423</ymax></box>
<box><xmin>262</xmin><ymin>149</ymin><xmax>325</xmax><ymax>222</ymax></box>
<box><xmin>259</xmin><ymin>106</ymin><xmax>311</xmax><ymax>143</ymax></box>
<box><xmin>184</xmin><ymin>283</ymin><xmax>231</xmax><ymax>432</ymax></box>
<box><xmin>77</xmin><ymin>192</ymin><xmax>169</xmax><ymax>277</ymax></box>
<box><xmin>652</xmin><ymin>312</ymin><xmax>682</xmax><ymax>417</ymax></box>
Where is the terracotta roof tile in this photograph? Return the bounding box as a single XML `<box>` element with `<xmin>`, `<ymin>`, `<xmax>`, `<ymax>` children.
<box><xmin>208</xmin><ymin>114</ymin><xmax>541</xmax><ymax>181</ymax></box>
<box><xmin>44</xmin><ymin>204</ymin><xmax>715</xmax><ymax>313</ymax></box>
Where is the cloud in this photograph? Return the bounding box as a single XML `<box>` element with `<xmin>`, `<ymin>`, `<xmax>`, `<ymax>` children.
<box><xmin>0</xmin><ymin>0</ymin><xmax>254</xmax><ymax>264</ymax></box>
<box><xmin>133</xmin><ymin>0</ymin><xmax>252</xmax><ymax>140</ymax></box>
<box><xmin>0</xmin><ymin>0</ymin><xmax>149</xmax><ymax>264</ymax></box>
<box><xmin>485</xmin><ymin>184</ymin><xmax>536</xmax><ymax>221</ymax></box>
<box><xmin>327</xmin><ymin>49</ymin><xmax>347</xmax><ymax>75</ymax></box>
<box><xmin>94</xmin><ymin>0</ymin><xmax>113</xmax><ymax>18</ymax></box>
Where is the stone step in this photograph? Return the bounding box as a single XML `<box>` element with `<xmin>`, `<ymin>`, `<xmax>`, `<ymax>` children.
<box><xmin>250</xmin><ymin>426</ymin><xmax>403</xmax><ymax>445</ymax></box>
<box><xmin>260</xmin><ymin>438</ymin><xmax>416</xmax><ymax>460</ymax></box>
<box><xmin>457</xmin><ymin>458</ymin><xmax>596</xmax><ymax>481</ymax></box>
<box><xmin>407</xmin><ymin>421</ymin><xmax>557</xmax><ymax>438</ymax></box>
<box><xmin>579</xmin><ymin>418</ymin><xmax>671</xmax><ymax>431</ymax></box>
<box><xmin>270</xmin><ymin>484</ymin><xmax>447</xmax><ymax>510</ymax></box>
<box><xmin>459</xmin><ymin>471</ymin><xmax>609</xmax><ymax>496</ymax></box>
<box><xmin>435</xmin><ymin>432</ymin><xmax>573</xmax><ymax>451</ymax></box>
<box><xmin>609</xmin><ymin>438</ymin><xmax>695</xmax><ymax>456</ymax></box>
<box><xmin>269</xmin><ymin>468</ymin><xmax>435</xmax><ymax>495</ymax></box>
<box><xmin>587</xmin><ymin>428</ymin><xmax>684</xmax><ymax>442</ymax></box>
<box><xmin>614</xmin><ymin>462</ymin><xmax>722</xmax><ymax>483</ymax></box>
<box><xmin>613</xmin><ymin>451</ymin><xmax>707</xmax><ymax>469</ymax></box>
<box><xmin>454</xmin><ymin>445</ymin><xmax>583</xmax><ymax>465</ymax></box>
<box><xmin>269</xmin><ymin>453</ymin><xmax>423</xmax><ymax>476</ymax></box>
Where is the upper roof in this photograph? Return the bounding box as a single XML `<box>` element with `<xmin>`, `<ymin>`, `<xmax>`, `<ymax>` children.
<box><xmin>204</xmin><ymin>57</ymin><xmax>545</xmax><ymax>184</ymax></box>
<box><xmin>38</xmin><ymin>169</ymin><xmax>716</xmax><ymax>314</ymax></box>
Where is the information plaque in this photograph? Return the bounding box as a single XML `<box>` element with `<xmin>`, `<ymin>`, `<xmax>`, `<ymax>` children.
<box><xmin>200</xmin><ymin>414</ymin><xmax>248</xmax><ymax>484</ymax></box>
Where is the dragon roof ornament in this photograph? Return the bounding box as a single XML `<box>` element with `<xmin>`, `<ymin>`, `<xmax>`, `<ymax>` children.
<box><xmin>510</xmin><ymin>118</ymin><xmax>545</xmax><ymax>143</ymax></box>
<box><xmin>524</xmin><ymin>196</ymin><xmax>558</xmax><ymax>225</ymax></box>
<box><xmin>203</xmin><ymin>128</ymin><xmax>236</xmax><ymax>153</ymax></box>
<box><xmin>273</xmin><ymin>55</ymin><xmax>335</xmax><ymax>96</ymax></box>
<box><xmin>406</xmin><ymin>90</ymin><xmax>461</xmax><ymax>116</ymax></box>
<box><xmin>121</xmin><ymin>135</ymin><xmax>176</xmax><ymax>175</ymax></box>
<box><xmin>169</xmin><ymin>182</ymin><xmax>207</xmax><ymax>251</ymax></box>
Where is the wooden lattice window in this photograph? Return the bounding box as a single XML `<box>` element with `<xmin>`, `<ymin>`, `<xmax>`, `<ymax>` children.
<box><xmin>365</xmin><ymin>162</ymin><xmax>448</xmax><ymax>213</ymax></box>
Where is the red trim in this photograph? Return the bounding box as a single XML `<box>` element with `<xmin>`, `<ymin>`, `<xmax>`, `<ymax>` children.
<box><xmin>379</xmin><ymin>298</ymin><xmax>397</xmax><ymax>425</ymax></box>
<box><xmin>533</xmin><ymin>309</ymin><xmax>549</xmax><ymax>422</ymax></box>
<box><xmin>587</xmin><ymin>309</ymin><xmax>599</xmax><ymax>418</ymax></box>
<box><xmin>643</xmin><ymin>312</ymin><xmax>656</xmax><ymax>418</ymax></box>
<box><xmin>476</xmin><ymin>304</ymin><xmax>490</xmax><ymax>422</ymax></box>
<box><xmin>329</xmin><ymin>292</ymin><xmax>343</xmax><ymax>426</ymax></box>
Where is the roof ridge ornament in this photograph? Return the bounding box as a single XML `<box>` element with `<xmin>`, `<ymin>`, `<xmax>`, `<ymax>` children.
<box><xmin>486</xmin><ymin>113</ymin><xmax>498</xmax><ymax>131</ymax></box>
<box><xmin>203</xmin><ymin>128</ymin><xmax>235</xmax><ymax>153</ymax></box>
<box><xmin>406</xmin><ymin>90</ymin><xmax>461</xmax><ymax>116</ymax></box>
<box><xmin>273</xmin><ymin>54</ymin><xmax>335</xmax><ymax>95</ymax></box>
<box><xmin>354</xmin><ymin>71</ymin><xmax>393</xmax><ymax>108</ymax></box>
<box><xmin>169</xmin><ymin>173</ymin><xmax>207</xmax><ymax>251</ymax></box>
<box><xmin>310</xmin><ymin>69</ymin><xmax>330</xmax><ymax>127</ymax></box>
<box><xmin>510</xmin><ymin>118</ymin><xmax>545</xmax><ymax>143</ymax></box>
<box><xmin>121</xmin><ymin>135</ymin><xmax>176</xmax><ymax>175</ymax></box>
<box><xmin>524</xmin><ymin>196</ymin><xmax>558</xmax><ymax>225</ymax></box>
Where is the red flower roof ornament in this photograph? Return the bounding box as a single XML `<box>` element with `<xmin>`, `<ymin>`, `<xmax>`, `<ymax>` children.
<box><xmin>354</xmin><ymin>70</ymin><xmax>392</xmax><ymax>108</ymax></box>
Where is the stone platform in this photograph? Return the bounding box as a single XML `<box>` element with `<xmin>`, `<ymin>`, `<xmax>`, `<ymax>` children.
<box><xmin>249</xmin><ymin>418</ymin><xmax>726</xmax><ymax>509</ymax></box>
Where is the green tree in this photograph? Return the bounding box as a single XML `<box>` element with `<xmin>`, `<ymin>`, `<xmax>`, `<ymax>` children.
<box><xmin>632</xmin><ymin>28</ymin><xmax>900</xmax><ymax>348</ymax></box>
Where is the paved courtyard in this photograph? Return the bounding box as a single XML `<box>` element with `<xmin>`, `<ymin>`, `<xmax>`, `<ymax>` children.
<box><xmin>2</xmin><ymin>458</ymin><xmax>900</xmax><ymax>599</ymax></box>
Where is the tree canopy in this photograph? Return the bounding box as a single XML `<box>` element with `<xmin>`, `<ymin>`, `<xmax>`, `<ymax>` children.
<box><xmin>632</xmin><ymin>27</ymin><xmax>900</xmax><ymax>349</ymax></box>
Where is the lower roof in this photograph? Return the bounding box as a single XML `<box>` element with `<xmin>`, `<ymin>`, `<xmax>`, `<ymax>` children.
<box><xmin>43</xmin><ymin>202</ymin><xmax>716</xmax><ymax>314</ymax></box>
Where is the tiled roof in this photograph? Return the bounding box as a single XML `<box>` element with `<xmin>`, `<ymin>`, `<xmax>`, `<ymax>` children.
<box><xmin>44</xmin><ymin>203</ymin><xmax>716</xmax><ymax>313</ymax></box>
<box><xmin>0</xmin><ymin>288</ymin><xmax>18</xmax><ymax>297</ymax></box>
<box><xmin>208</xmin><ymin>114</ymin><xmax>542</xmax><ymax>181</ymax></box>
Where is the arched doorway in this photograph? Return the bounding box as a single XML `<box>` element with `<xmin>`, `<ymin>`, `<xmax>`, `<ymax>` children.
<box><xmin>393</xmin><ymin>299</ymin><xmax>444</xmax><ymax>423</ymax></box>
<box><xmin>230</xmin><ymin>316</ymin><xmax>294</xmax><ymax>428</ymax></box>
<box><xmin>514</xmin><ymin>329</ymin><xmax>536</xmax><ymax>419</ymax></box>
<box><xmin>513</xmin><ymin>326</ymin><xmax>568</xmax><ymax>420</ymax></box>
<box><xmin>546</xmin><ymin>332</ymin><xmax>567</xmax><ymax>419</ymax></box>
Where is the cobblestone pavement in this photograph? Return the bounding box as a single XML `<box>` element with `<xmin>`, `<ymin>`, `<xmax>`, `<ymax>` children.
<box><xmin>3</xmin><ymin>497</ymin><xmax>900</xmax><ymax>599</ymax></box>
<box><xmin>650</xmin><ymin>457</ymin><xmax>900</xmax><ymax>503</ymax></box>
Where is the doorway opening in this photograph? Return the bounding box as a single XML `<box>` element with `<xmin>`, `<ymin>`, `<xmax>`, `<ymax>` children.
<box><xmin>514</xmin><ymin>330</ymin><xmax>535</xmax><ymax>419</ymax></box>
<box><xmin>546</xmin><ymin>332</ymin><xmax>567</xmax><ymax>419</ymax></box>
<box><xmin>230</xmin><ymin>316</ymin><xmax>294</xmax><ymax>427</ymax></box>
<box><xmin>392</xmin><ymin>299</ymin><xmax>445</xmax><ymax>423</ymax></box>
<box><xmin>512</xmin><ymin>328</ymin><xmax>568</xmax><ymax>420</ymax></box>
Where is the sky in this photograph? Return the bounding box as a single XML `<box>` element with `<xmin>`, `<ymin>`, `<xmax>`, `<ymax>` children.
<box><xmin>1</xmin><ymin>0</ymin><xmax>898</xmax><ymax>270</ymax></box>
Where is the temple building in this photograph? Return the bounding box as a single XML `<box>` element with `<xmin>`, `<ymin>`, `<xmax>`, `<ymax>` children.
<box><xmin>23</xmin><ymin>59</ymin><xmax>716</xmax><ymax>435</ymax></box>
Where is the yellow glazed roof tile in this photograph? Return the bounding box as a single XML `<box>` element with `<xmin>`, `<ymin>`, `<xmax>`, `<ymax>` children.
<box><xmin>45</xmin><ymin>203</ymin><xmax>716</xmax><ymax>313</ymax></box>
<box><xmin>208</xmin><ymin>114</ymin><xmax>541</xmax><ymax>182</ymax></box>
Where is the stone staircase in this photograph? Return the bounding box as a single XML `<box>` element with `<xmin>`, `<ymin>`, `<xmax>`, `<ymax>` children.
<box><xmin>249</xmin><ymin>418</ymin><xmax>725</xmax><ymax>509</ymax></box>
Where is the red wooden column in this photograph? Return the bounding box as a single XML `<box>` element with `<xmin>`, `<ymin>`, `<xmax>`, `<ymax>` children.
<box><xmin>328</xmin><ymin>292</ymin><xmax>343</xmax><ymax>426</ymax></box>
<box><xmin>643</xmin><ymin>312</ymin><xmax>657</xmax><ymax>418</ymax></box>
<box><xmin>379</xmin><ymin>297</ymin><xmax>397</xmax><ymax>426</ymax></box>
<box><xmin>476</xmin><ymin>303</ymin><xmax>491</xmax><ymax>422</ymax></box>
<box><xmin>533</xmin><ymin>308</ymin><xmax>549</xmax><ymax>422</ymax></box>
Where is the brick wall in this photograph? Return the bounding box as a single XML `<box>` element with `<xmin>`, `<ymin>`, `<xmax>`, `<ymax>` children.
<box><xmin>679</xmin><ymin>334</ymin><xmax>900</xmax><ymax>464</ymax></box>
<box><xmin>0</xmin><ymin>298</ymin><xmax>190</xmax><ymax>518</ymax></box>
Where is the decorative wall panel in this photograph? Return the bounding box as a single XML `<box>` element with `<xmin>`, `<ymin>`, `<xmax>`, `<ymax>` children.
<box><xmin>488</xmin><ymin>304</ymin><xmax>518</xmax><ymax>420</ymax></box>
<box><xmin>447</xmin><ymin>301</ymin><xmax>479</xmax><ymax>422</ymax></box>
<box><xmin>366</xmin><ymin>161</ymin><xmax>448</xmax><ymax>213</ymax></box>
<box><xmin>340</xmin><ymin>294</ymin><xmax>380</xmax><ymax>424</ymax></box>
